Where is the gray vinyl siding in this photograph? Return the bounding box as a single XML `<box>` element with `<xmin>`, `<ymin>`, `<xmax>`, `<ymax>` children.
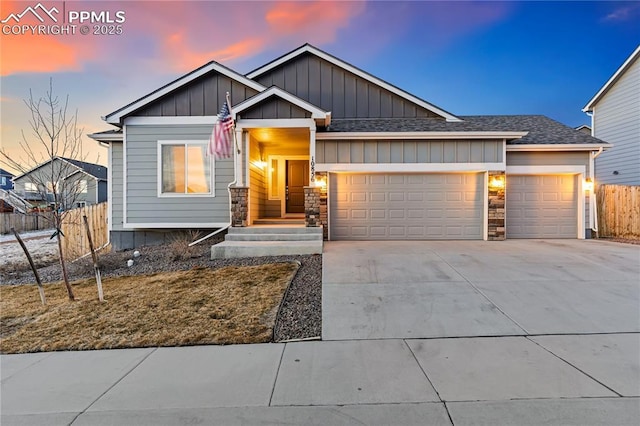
<box><xmin>506</xmin><ymin>151</ymin><xmax>590</xmax><ymax>167</ymax></box>
<box><xmin>593</xmin><ymin>57</ymin><xmax>640</xmax><ymax>185</ymax></box>
<box><xmin>125</xmin><ymin>124</ymin><xmax>233</xmax><ymax>225</ymax></box>
<box><xmin>239</xmin><ymin>98</ymin><xmax>312</xmax><ymax>119</ymax></box>
<box><xmin>135</xmin><ymin>72</ymin><xmax>259</xmax><ymax>117</ymax></box>
<box><xmin>317</xmin><ymin>140</ymin><xmax>503</xmax><ymax>164</ymax></box>
<box><xmin>64</xmin><ymin>173</ymin><xmax>99</xmax><ymax>206</ymax></box>
<box><xmin>254</xmin><ymin>52</ymin><xmax>441</xmax><ymax>119</ymax></box>
<box><xmin>111</xmin><ymin>142</ymin><xmax>124</xmax><ymax>230</ymax></box>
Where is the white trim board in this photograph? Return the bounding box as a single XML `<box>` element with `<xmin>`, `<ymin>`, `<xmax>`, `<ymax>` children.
<box><xmin>123</xmin><ymin>222</ymin><xmax>230</xmax><ymax>229</ymax></box>
<box><xmin>236</xmin><ymin>118</ymin><xmax>317</xmax><ymax>129</ymax></box>
<box><xmin>247</xmin><ymin>44</ymin><xmax>463</xmax><ymax>122</ymax></box>
<box><xmin>317</xmin><ymin>162</ymin><xmax>505</xmax><ymax>173</ymax></box>
<box><xmin>506</xmin><ymin>144</ymin><xmax>610</xmax><ymax>151</ymax></box>
<box><xmin>124</xmin><ymin>116</ymin><xmax>218</xmax><ymax>126</ymax></box>
<box><xmin>318</xmin><ymin>132</ymin><xmax>527</xmax><ymax>140</ymax></box>
<box><xmin>506</xmin><ymin>165</ymin><xmax>586</xmax><ymax>174</ymax></box>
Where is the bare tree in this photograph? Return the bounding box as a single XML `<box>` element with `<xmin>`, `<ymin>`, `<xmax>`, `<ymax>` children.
<box><xmin>0</xmin><ymin>79</ymin><xmax>95</xmax><ymax>301</ymax></box>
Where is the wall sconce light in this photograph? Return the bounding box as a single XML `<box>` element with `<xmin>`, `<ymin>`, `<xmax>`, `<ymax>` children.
<box><xmin>488</xmin><ymin>175</ymin><xmax>505</xmax><ymax>190</ymax></box>
<box><xmin>314</xmin><ymin>177</ymin><xmax>327</xmax><ymax>188</ymax></box>
<box><xmin>584</xmin><ymin>178</ymin><xmax>594</xmax><ymax>192</ymax></box>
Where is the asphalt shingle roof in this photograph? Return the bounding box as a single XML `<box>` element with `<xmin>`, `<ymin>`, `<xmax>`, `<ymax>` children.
<box><xmin>324</xmin><ymin>115</ymin><xmax>608</xmax><ymax>146</ymax></box>
<box><xmin>62</xmin><ymin>158</ymin><xmax>108</xmax><ymax>180</ymax></box>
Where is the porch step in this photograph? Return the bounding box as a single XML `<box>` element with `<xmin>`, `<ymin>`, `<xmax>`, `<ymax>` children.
<box><xmin>211</xmin><ymin>226</ymin><xmax>323</xmax><ymax>259</ymax></box>
<box><xmin>211</xmin><ymin>240</ymin><xmax>323</xmax><ymax>259</ymax></box>
<box><xmin>253</xmin><ymin>218</ymin><xmax>305</xmax><ymax>225</ymax></box>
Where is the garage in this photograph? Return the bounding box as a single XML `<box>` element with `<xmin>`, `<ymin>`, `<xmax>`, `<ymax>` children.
<box><xmin>506</xmin><ymin>175</ymin><xmax>577</xmax><ymax>238</ymax></box>
<box><xmin>329</xmin><ymin>173</ymin><xmax>483</xmax><ymax>240</ymax></box>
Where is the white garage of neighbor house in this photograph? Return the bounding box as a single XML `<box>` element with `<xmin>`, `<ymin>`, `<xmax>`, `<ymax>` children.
<box><xmin>89</xmin><ymin>44</ymin><xmax>609</xmax><ymax>250</ymax></box>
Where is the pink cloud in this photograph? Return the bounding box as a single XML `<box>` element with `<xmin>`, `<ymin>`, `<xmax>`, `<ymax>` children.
<box><xmin>602</xmin><ymin>4</ymin><xmax>640</xmax><ymax>22</ymax></box>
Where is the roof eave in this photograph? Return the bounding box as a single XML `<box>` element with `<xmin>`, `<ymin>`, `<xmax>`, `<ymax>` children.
<box><xmin>316</xmin><ymin>131</ymin><xmax>528</xmax><ymax>140</ymax></box>
<box><xmin>583</xmin><ymin>45</ymin><xmax>640</xmax><ymax>112</ymax></box>
<box><xmin>507</xmin><ymin>143</ymin><xmax>612</xmax><ymax>151</ymax></box>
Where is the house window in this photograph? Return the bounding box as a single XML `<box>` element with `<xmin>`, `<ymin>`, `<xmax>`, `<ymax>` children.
<box><xmin>25</xmin><ymin>182</ymin><xmax>37</xmax><ymax>192</ymax></box>
<box><xmin>76</xmin><ymin>201</ymin><xmax>87</xmax><ymax>208</ymax></box>
<box><xmin>159</xmin><ymin>141</ymin><xmax>213</xmax><ymax>196</ymax></box>
<box><xmin>1</xmin><ymin>177</ymin><xmax>5</xmax><ymax>186</ymax></box>
<box><xmin>268</xmin><ymin>158</ymin><xmax>280</xmax><ymax>200</ymax></box>
<box><xmin>78</xmin><ymin>180</ymin><xmax>88</xmax><ymax>194</ymax></box>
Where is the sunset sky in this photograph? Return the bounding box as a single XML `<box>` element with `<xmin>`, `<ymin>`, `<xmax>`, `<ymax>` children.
<box><xmin>1</xmin><ymin>0</ymin><xmax>639</xmax><ymax>172</ymax></box>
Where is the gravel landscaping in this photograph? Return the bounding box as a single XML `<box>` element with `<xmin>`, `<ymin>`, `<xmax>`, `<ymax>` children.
<box><xmin>1</xmin><ymin>236</ymin><xmax>322</xmax><ymax>342</ymax></box>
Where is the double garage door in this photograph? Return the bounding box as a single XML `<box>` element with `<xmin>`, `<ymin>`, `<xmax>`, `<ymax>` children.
<box><xmin>330</xmin><ymin>173</ymin><xmax>483</xmax><ymax>240</ymax></box>
<box><xmin>329</xmin><ymin>173</ymin><xmax>578</xmax><ymax>240</ymax></box>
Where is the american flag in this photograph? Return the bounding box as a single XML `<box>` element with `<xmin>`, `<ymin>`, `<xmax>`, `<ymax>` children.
<box><xmin>208</xmin><ymin>100</ymin><xmax>234</xmax><ymax>159</ymax></box>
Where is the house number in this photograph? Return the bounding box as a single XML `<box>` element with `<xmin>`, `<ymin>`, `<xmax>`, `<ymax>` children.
<box><xmin>310</xmin><ymin>156</ymin><xmax>315</xmax><ymax>182</ymax></box>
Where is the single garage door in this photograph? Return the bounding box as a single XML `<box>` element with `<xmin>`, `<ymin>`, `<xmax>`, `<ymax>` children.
<box><xmin>330</xmin><ymin>173</ymin><xmax>483</xmax><ymax>240</ymax></box>
<box><xmin>506</xmin><ymin>175</ymin><xmax>577</xmax><ymax>238</ymax></box>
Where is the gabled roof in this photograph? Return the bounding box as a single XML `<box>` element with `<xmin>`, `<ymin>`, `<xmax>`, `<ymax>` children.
<box><xmin>13</xmin><ymin>157</ymin><xmax>107</xmax><ymax>181</ymax></box>
<box><xmin>104</xmin><ymin>61</ymin><xmax>266</xmax><ymax>125</ymax></box>
<box><xmin>247</xmin><ymin>43</ymin><xmax>462</xmax><ymax>122</ymax></box>
<box><xmin>0</xmin><ymin>168</ymin><xmax>14</xmax><ymax>177</ymax></box>
<box><xmin>324</xmin><ymin>115</ymin><xmax>609</xmax><ymax>147</ymax></box>
<box><xmin>233</xmin><ymin>86</ymin><xmax>331</xmax><ymax>126</ymax></box>
<box><xmin>583</xmin><ymin>45</ymin><xmax>640</xmax><ymax>112</ymax></box>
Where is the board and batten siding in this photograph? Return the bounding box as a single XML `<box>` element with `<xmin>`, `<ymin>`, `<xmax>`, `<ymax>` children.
<box><xmin>316</xmin><ymin>140</ymin><xmax>503</xmax><ymax>164</ymax></box>
<box><xmin>593</xmin><ymin>56</ymin><xmax>640</xmax><ymax>185</ymax></box>
<box><xmin>254</xmin><ymin>52</ymin><xmax>441</xmax><ymax>119</ymax></box>
<box><xmin>239</xmin><ymin>98</ymin><xmax>312</xmax><ymax>120</ymax></box>
<box><xmin>111</xmin><ymin>142</ymin><xmax>124</xmax><ymax>230</ymax></box>
<box><xmin>134</xmin><ymin>72</ymin><xmax>259</xmax><ymax>118</ymax></box>
<box><xmin>125</xmin><ymin>125</ymin><xmax>233</xmax><ymax>226</ymax></box>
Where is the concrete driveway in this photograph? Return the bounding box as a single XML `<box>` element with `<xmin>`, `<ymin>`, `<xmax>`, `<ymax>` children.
<box><xmin>322</xmin><ymin>239</ymin><xmax>640</xmax><ymax>340</ymax></box>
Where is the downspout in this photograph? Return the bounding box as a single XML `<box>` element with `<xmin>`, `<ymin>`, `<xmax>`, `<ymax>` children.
<box><xmin>189</xmin><ymin>106</ymin><xmax>238</xmax><ymax>247</ymax></box>
<box><xmin>590</xmin><ymin>146</ymin><xmax>604</xmax><ymax>237</ymax></box>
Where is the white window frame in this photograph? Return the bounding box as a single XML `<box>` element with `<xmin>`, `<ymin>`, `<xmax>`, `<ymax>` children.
<box><xmin>25</xmin><ymin>182</ymin><xmax>37</xmax><ymax>192</ymax></box>
<box><xmin>78</xmin><ymin>179</ymin><xmax>88</xmax><ymax>194</ymax></box>
<box><xmin>157</xmin><ymin>140</ymin><xmax>214</xmax><ymax>198</ymax></box>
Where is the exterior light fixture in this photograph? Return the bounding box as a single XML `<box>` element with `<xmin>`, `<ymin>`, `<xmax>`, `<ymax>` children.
<box><xmin>488</xmin><ymin>175</ymin><xmax>505</xmax><ymax>190</ymax></box>
<box><xmin>314</xmin><ymin>177</ymin><xmax>327</xmax><ymax>188</ymax></box>
<box><xmin>584</xmin><ymin>178</ymin><xmax>594</xmax><ymax>192</ymax></box>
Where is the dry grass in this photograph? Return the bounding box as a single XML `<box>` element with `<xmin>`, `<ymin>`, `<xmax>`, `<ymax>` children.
<box><xmin>0</xmin><ymin>263</ymin><xmax>298</xmax><ymax>354</ymax></box>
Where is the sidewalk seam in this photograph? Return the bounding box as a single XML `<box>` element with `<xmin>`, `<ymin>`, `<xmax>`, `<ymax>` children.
<box><xmin>403</xmin><ymin>339</ymin><xmax>456</xmax><ymax>426</ymax></box>
<box><xmin>525</xmin><ymin>336</ymin><xmax>623</xmax><ymax>397</ymax></box>
<box><xmin>268</xmin><ymin>343</ymin><xmax>287</xmax><ymax>406</ymax></box>
<box><xmin>432</xmin><ymin>251</ymin><xmax>530</xmax><ymax>335</ymax></box>
<box><xmin>69</xmin><ymin>347</ymin><xmax>158</xmax><ymax>425</ymax></box>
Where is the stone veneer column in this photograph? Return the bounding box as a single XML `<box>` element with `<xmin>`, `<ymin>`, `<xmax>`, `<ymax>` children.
<box><xmin>316</xmin><ymin>172</ymin><xmax>328</xmax><ymax>240</ymax></box>
<box><xmin>488</xmin><ymin>171</ymin><xmax>505</xmax><ymax>240</ymax></box>
<box><xmin>304</xmin><ymin>186</ymin><xmax>321</xmax><ymax>228</ymax></box>
<box><xmin>229</xmin><ymin>186</ymin><xmax>248</xmax><ymax>227</ymax></box>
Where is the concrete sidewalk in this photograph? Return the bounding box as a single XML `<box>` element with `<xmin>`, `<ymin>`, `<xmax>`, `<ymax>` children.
<box><xmin>2</xmin><ymin>240</ymin><xmax>640</xmax><ymax>425</ymax></box>
<box><xmin>2</xmin><ymin>336</ymin><xmax>639</xmax><ymax>425</ymax></box>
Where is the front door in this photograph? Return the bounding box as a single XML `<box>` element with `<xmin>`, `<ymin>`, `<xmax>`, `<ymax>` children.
<box><xmin>286</xmin><ymin>160</ymin><xmax>309</xmax><ymax>213</ymax></box>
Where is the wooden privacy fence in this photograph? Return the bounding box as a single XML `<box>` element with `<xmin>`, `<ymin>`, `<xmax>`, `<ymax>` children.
<box><xmin>596</xmin><ymin>185</ymin><xmax>640</xmax><ymax>238</ymax></box>
<box><xmin>0</xmin><ymin>212</ymin><xmax>55</xmax><ymax>234</ymax></box>
<box><xmin>61</xmin><ymin>202</ymin><xmax>109</xmax><ymax>260</ymax></box>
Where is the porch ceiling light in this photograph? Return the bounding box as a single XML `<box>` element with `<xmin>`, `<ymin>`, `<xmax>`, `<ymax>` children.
<box><xmin>488</xmin><ymin>175</ymin><xmax>505</xmax><ymax>190</ymax></box>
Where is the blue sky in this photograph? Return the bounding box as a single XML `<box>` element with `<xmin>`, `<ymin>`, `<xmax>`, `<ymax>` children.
<box><xmin>1</xmin><ymin>1</ymin><xmax>638</xmax><ymax>169</ymax></box>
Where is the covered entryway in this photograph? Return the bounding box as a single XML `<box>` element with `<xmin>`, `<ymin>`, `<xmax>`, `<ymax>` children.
<box><xmin>329</xmin><ymin>173</ymin><xmax>483</xmax><ymax>240</ymax></box>
<box><xmin>506</xmin><ymin>174</ymin><xmax>578</xmax><ymax>238</ymax></box>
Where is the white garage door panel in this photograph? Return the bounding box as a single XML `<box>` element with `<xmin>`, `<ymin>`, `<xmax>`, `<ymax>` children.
<box><xmin>506</xmin><ymin>175</ymin><xmax>577</xmax><ymax>238</ymax></box>
<box><xmin>330</xmin><ymin>173</ymin><xmax>483</xmax><ymax>240</ymax></box>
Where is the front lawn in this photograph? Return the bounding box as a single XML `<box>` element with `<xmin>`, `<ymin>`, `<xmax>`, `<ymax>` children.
<box><xmin>0</xmin><ymin>263</ymin><xmax>298</xmax><ymax>354</ymax></box>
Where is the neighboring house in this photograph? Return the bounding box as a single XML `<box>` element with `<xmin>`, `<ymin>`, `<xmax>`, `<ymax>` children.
<box><xmin>575</xmin><ymin>125</ymin><xmax>591</xmax><ymax>135</ymax></box>
<box><xmin>12</xmin><ymin>157</ymin><xmax>108</xmax><ymax>209</ymax></box>
<box><xmin>0</xmin><ymin>168</ymin><xmax>14</xmax><ymax>190</ymax></box>
<box><xmin>90</xmin><ymin>43</ymin><xmax>609</xmax><ymax>250</ymax></box>
<box><xmin>583</xmin><ymin>45</ymin><xmax>640</xmax><ymax>185</ymax></box>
